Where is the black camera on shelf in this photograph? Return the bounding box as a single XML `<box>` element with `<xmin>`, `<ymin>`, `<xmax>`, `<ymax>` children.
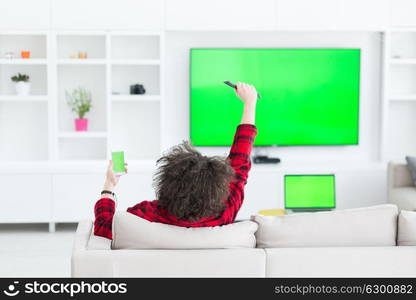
<box><xmin>130</xmin><ymin>84</ymin><xmax>146</xmax><ymax>95</ymax></box>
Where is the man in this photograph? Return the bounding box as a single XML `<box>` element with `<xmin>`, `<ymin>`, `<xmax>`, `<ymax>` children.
<box><xmin>94</xmin><ymin>82</ymin><xmax>258</xmax><ymax>239</ymax></box>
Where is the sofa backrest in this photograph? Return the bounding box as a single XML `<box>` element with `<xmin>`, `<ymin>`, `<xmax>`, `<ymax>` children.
<box><xmin>388</xmin><ymin>162</ymin><xmax>413</xmax><ymax>189</ymax></box>
<box><xmin>252</xmin><ymin>204</ymin><xmax>398</xmax><ymax>248</ymax></box>
<box><xmin>398</xmin><ymin>210</ymin><xmax>416</xmax><ymax>246</ymax></box>
<box><xmin>112</xmin><ymin>211</ymin><xmax>258</xmax><ymax>249</ymax></box>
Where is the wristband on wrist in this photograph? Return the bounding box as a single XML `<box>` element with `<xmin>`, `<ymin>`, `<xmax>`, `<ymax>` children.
<box><xmin>101</xmin><ymin>190</ymin><xmax>117</xmax><ymax>204</ymax></box>
<box><xmin>101</xmin><ymin>190</ymin><xmax>115</xmax><ymax>197</ymax></box>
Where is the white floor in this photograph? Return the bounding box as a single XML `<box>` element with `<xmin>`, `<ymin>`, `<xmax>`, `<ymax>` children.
<box><xmin>0</xmin><ymin>223</ymin><xmax>77</xmax><ymax>277</ymax></box>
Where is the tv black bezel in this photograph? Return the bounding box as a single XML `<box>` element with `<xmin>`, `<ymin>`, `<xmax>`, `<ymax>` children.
<box><xmin>189</xmin><ymin>47</ymin><xmax>361</xmax><ymax>147</ymax></box>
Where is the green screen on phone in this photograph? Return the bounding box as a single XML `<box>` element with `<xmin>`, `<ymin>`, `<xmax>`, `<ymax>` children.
<box><xmin>112</xmin><ymin>151</ymin><xmax>125</xmax><ymax>173</ymax></box>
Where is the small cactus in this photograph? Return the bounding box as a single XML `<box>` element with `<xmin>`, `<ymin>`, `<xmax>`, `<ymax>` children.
<box><xmin>11</xmin><ymin>73</ymin><xmax>30</xmax><ymax>82</ymax></box>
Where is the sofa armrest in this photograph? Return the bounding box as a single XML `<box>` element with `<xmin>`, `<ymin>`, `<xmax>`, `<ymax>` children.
<box><xmin>388</xmin><ymin>162</ymin><xmax>413</xmax><ymax>190</ymax></box>
<box><xmin>72</xmin><ymin>220</ymin><xmax>92</xmax><ymax>251</ymax></box>
<box><xmin>71</xmin><ymin>220</ymin><xmax>114</xmax><ymax>277</ymax></box>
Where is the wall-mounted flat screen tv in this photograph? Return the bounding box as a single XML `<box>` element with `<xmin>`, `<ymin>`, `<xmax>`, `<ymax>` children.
<box><xmin>190</xmin><ymin>48</ymin><xmax>360</xmax><ymax>146</ymax></box>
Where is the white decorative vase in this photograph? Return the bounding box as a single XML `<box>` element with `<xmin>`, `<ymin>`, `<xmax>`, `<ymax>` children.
<box><xmin>15</xmin><ymin>82</ymin><xmax>31</xmax><ymax>96</ymax></box>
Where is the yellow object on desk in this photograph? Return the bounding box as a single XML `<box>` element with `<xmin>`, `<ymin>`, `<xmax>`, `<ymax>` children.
<box><xmin>258</xmin><ymin>209</ymin><xmax>286</xmax><ymax>216</ymax></box>
<box><xmin>78</xmin><ymin>52</ymin><xmax>88</xmax><ymax>59</ymax></box>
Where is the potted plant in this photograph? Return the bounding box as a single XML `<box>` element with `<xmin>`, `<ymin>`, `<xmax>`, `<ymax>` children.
<box><xmin>66</xmin><ymin>87</ymin><xmax>92</xmax><ymax>132</ymax></box>
<box><xmin>11</xmin><ymin>73</ymin><xmax>30</xmax><ymax>96</ymax></box>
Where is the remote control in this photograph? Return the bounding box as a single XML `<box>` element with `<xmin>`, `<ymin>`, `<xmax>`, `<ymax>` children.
<box><xmin>224</xmin><ymin>81</ymin><xmax>261</xmax><ymax>99</ymax></box>
<box><xmin>253</xmin><ymin>155</ymin><xmax>281</xmax><ymax>164</ymax></box>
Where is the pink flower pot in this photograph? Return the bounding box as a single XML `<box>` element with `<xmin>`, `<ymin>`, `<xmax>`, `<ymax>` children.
<box><xmin>75</xmin><ymin>118</ymin><xmax>88</xmax><ymax>131</ymax></box>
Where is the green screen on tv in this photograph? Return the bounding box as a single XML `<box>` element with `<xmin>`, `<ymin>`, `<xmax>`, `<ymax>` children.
<box><xmin>190</xmin><ymin>48</ymin><xmax>360</xmax><ymax>146</ymax></box>
<box><xmin>284</xmin><ymin>175</ymin><xmax>336</xmax><ymax>209</ymax></box>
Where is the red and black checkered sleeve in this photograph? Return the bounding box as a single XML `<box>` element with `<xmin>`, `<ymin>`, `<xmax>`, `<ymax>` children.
<box><xmin>221</xmin><ymin>124</ymin><xmax>257</xmax><ymax>223</ymax></box>
<box><xmin>94</xmin><ymin>198</ymin><xmax>115</xmax><ymax>240</ymax></box>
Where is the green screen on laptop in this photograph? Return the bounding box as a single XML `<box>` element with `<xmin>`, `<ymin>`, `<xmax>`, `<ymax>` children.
<box><xmin>284</xmin><ymin>175</ymin><xmax>336</xmax><ymax>209</ymax></box>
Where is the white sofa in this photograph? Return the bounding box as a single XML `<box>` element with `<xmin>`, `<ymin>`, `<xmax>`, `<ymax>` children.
<box><xmin>72</xmin><ymin>204</ymin><xmax>416</xmax><ymax>277</ymax></box>
<box><xmin>388</xmin><ymin>162</ymin><xmax>416</xmax><ymax>211</ymax></box>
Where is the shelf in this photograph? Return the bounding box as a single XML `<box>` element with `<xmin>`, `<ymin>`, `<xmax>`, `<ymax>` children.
<box><xmin>0</xmin><ymin>64</ymin><xmax>48</xmax><ymax>95</ymax></box>
<box><xmin>385</xmin><ymin>104</ymin><xmax>416</xmax><ymax>161</ymax></box>
<box><xmin>57</xmin><ymin>35</ymin><xmax>106</xmax><ymax>60</ymax></box>
<box><xmin>57</xmin><ymin>59</ymin><xmax>106</xmax><ymax>65</ymax></box>
<box><xmin>0</xmin><ymin>102</ymin><xmax>48</xmax><ymax>161</ymax></box>
<box><xmin>111</xmin><ymin>95</ymin><xmax>160</xmax><ymax>102</ymax></box>
<box><xmin>58</xmin><ymin>132</ymin><xmax>107</xmax><ymax>138</ymax></box>
<box><xmin>112</xmin><ymin>64</ymin><xmax>160</xmax><ymax>95</ymax></box>
<box><xmin>110</xmin><ymin>59</ymin><xmax>160</xmax><ymax>65</ymax></box>
<box><xmin>251</xmin><ymin>161</ymin><xmax>385</xmax><ymax>173</ymax></box>
<box><xmin>111</xmin><ymin>35</ymin><xmax>160</xmax><ymax>60</ymax></box>
<box><xmin>0</xmin><ymin>95</ymin><xmax>48</xmax><ymax>102</ymax></box>
<box><xmin>391</xmin><ymin>28</ymin><xmax>416</xmax><ymax>33</ymax></box>
<box><xmin>390</xmin><ymin>58</ymin><xmax>416</xmax><ymax>65</ymax></box>
<box><xmin>0</xmin><ymin>59</ymin><xmax>47</xmax><ymax>65</ymax></box>
<box><xmin>390</xmin><ymin>94</ymin><xmax>416</xmax><ymax>101</ymax></box>
<box><xmin>58</xmin><ymin>64</ymin><xmax>106</xmax><ymax>132</ymax></box>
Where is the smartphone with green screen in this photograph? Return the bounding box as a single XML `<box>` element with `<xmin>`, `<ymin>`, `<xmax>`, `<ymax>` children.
<box><xmin>112</xmin><ymin>151</ymin><xmax>126</xmax><ymax>175</ymax></box>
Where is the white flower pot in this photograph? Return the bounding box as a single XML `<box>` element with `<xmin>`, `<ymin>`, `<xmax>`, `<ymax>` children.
<box><xmin>15</xmin><ymin>82</ymin><xmax>31</xmax><ymax>96</ymax></box>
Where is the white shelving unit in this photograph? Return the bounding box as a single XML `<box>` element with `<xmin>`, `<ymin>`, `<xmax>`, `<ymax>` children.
<box><xmin>58</xmin><ymin>132</ymin><xmax>108</xmax><ymax>138</ymax></box>
<box><xmin>0</xmin><ymin>30</ymin><xmax>163</xmax><ymax>164</ymax></box>
<box><xmin>0</xmin><ymin>59</ymin><xmax>47</xmax><ymax>64</ymax></box>
<box><xmin>111</xmin><ymin>59</ymin><xmax>160</xmax><ymax>65</ymax></box>
<box><xmin>382</xmin><ymin>29</ymin><xmax>416</xmax><ymax>161</ymax></box>
<box><xmin>0</xmin><ymin>95</ymin><xmax>48</xmax><ymax>102</ymax></box>
<box><xmin>57</xmin><ymin>59</ymin><xmax>106</xmax><ymax>65</ymax></box>
<box><xmin>111</xmin><ymin>95</ymin><xmax>161</xmax><ymax>102</ymax></box>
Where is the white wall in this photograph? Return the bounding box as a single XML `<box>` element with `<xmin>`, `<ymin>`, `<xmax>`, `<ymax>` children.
<box><xmin>0</xmin><ymin>0</ymin><xmax>392</xmax><ymax>31</ymax></box>
<box><xmin>164</xmin><ymin>31</ymin><xmax>382</xmax><ymax>164</ymax></box>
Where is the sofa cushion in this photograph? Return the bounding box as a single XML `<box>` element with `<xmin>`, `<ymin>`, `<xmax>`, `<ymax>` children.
<box><xmin>398</xmin><ymin>210</ymin><xmax>416</xmax><ymax>246</ymax></box>
<box><xmin>112</xmin><ymin>211</ymin><xmax>258</xmax><ymax>249</ymax></box>
<box><xmin>251</xmin><ymin>204</ymin><xmax>398</xmax><ymax>248</ymax></box>
<box><xmin>406</xmin><ymin>156</ymin><xmax>416</xmax><ymax>186</ymax></box>
<box><xmin>108</xmin><ymin>249</ymin><xmax>266</xmax><ymax>277</ymax></box>
<box><xmin>390</xmin><ymin>187</ymin><xmax>416</xmax><ymax>211</ymax></box>
<box><xmin>265</xmin><ymin>247</ymin><xmax>416</xmax><ymax>277</ymax></box>
<box><xmin>87</xmin><ymin>233</ymin><xmax>111</xmax><ymax>250</ymax></box>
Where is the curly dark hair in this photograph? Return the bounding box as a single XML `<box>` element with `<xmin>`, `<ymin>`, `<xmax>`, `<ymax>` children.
<box><xmin>153</xmin><ymin>142</ymin><xmax>235</xmax><ymax>222</ymax></box>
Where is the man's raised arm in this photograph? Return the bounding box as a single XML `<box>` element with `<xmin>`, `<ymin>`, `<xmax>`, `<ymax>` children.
<box><xmin>222</xmin><ymin>83</ymin><xmax>258</xmax><ymax>222</ymax></box>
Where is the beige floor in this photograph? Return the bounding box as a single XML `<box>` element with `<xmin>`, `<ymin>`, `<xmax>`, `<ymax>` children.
<box><xmin>0</xmin><ymin>223</ymin><xmax>77</xmax><ymax>277</ymax></box>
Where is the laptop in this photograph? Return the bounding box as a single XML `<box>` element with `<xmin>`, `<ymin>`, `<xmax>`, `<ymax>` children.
<box><xmin>284</xmin><ymin>174</ymin><xmax>336</xmax><ymax>212</ymax></box>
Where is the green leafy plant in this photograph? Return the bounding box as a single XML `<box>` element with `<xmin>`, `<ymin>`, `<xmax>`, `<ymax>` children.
<box><xmin>11</xmin><ymin>73</ymin><xmax>30</xmax><ymax>82</ymax></box>
<box><xmin>65</xmin><ymin>87</ymin><xmax>92</xmax><ymax>119</ymax></box>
